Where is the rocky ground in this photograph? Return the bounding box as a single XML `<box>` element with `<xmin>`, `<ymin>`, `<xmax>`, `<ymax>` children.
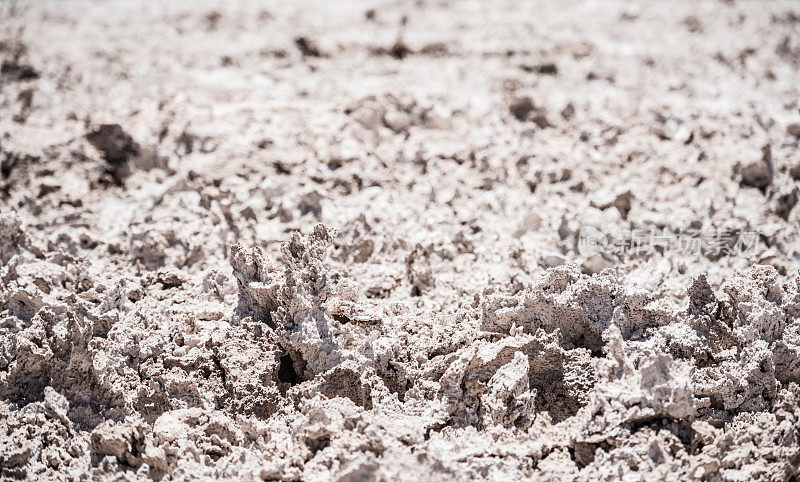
<box><xmin>2</xmin><ymin>0</ymin><xmax>800</xmax><ymax>480</ymax></box>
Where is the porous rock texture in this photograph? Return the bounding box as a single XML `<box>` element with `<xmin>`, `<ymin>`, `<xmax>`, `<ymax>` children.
<box><xmin>2</xmin><ymin>0</ymin><xmax>800</xmax><ymax>480</ymax></box>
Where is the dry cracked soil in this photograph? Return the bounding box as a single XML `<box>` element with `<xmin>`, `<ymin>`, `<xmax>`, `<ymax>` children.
<box><xmin>2</xmin><ymin>0</ymin><xmax>800</xmax><ymax>480</ymax></box>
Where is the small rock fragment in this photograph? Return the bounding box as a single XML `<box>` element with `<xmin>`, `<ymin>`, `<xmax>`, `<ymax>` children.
<box><xmin>520</xmin><ymin>62</ymin><xmax>558</xmax><ymax>75</ymax></box>
<box><xmin>86</xmin><ymin>124</ymin><xmax>140</xmax><ymax>164</ymax></box>
<box><xmin>389</xmin><ymin>40</ymin><xmax>412</xmax><ymax>59</ymax></box>
<box><xmin>295</xmin><ymin>36</ymin><xmax>324</xmax><ymax>57</ymax></box>
<box><xmin>509</xmin><ymin>96</ymin><xmax>535</xmax><ymax>121</ymax></box>
<box><xmin>509</xmin><ymin>96</ymin><xmax>550</xmax><ymax>127</ymax></box>
<box><xmin>581</xmin><ymin>254</ymin><xmax>612</xmax><ymax>274</ymax></box>
<box><xmin>513</xmin><ymin>212</ymin><xmax>543</xmax><ymax>237</ymax></box>
<box><xmin>790</xmin><ymin>163</ymin><xmax>800</xmax><ymax>181</ymax></box>
<box><xmin>740</xmin><ymin>144</ymin><xmax>773</xmax><ymax>189</ymax></box>
<box><xmin>0</xmin><ymin>58</ymin><xmax>39</xmax><ymax>81</ymax></box>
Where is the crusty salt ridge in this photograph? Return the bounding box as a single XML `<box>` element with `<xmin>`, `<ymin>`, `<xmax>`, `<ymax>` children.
<box><xmin>2</xmin><ymin>0</ymin><xmax>800</xmax><ymax>480</ymax></box>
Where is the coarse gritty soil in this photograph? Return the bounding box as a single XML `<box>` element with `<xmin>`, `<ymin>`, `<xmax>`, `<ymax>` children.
<box><xmin>1</xmin><ymin>0</ymin><xmax>800</xmax><ymax>480</ymax></box>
